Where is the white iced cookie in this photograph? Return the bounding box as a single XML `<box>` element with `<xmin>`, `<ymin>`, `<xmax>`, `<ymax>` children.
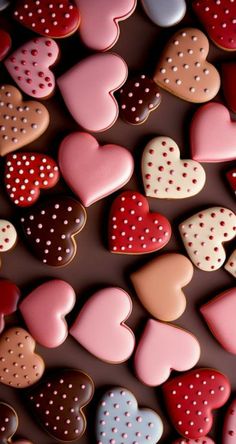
<box><xmin>142</xmin><ymin>136</ymin><xmax>206</xmax><ymax>199</ymax></box>
<box><xmin>225</xmin><ymin>250</ymin><xmax>236</xmax><ymax>278</ymax></box>
<box><xmin>0</xmin><ymin>220</ymin><xmax>17</xmax><ymax>252</ymax></box>
<box><xmin>179</xmin><ymin>207</ymin><xmax>236</xmax><ymax>271</ymax></box>
<box><xmin>141</xmin><ymin>0</ymin><xmax>186</xmax><ymax>27</ymax></box>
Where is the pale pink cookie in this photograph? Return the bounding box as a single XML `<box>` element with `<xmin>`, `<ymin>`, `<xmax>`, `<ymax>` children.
<box><xmin>179</xmin><ymin>207</ymin><xmax>236</xmax><ymax>271</ymax></box>
<box><xmin>20</xmin><ymin>280</ymin><xmax>75</xmax><ymax>348</ymax></box>
<box><xmin>225</xmin><ymin>250</ymin><xmax>236</xmax><ymax>278</ymax></box>
<box><xmin>172</xmin><ymin>438</ymin><xmax>215</xmax><ymax>444</ymax></box>
<box><xmin>5</xmin><ymin>37</ymin><xmax>59</xmax><ymax>99</ymax></box>
<box><xmin>70</xmin><ymin>287</ymin><xmax>135</xmax><ymax>363</ymax></box>
<box><xmin>57</xmin><ymin>53</ymin><xmax>128</xmax><ymax>132</ymax></box>
<box><xmin>200</xmin><ymin>288</ymin><xmax>236</xmax><ymax>354</ymax></box>
<box><xmin>134</xmin><ymin>319</ymin><xmax>200</xmax><ymax>386</ymax></box>
<box><xmin>223</xmin><ymin>399</ymin><xmax>236</xmax><ymax>444</ymax></box>
<box><xmin>59</xmin><ymin>132</ymin><xmax>134</xmax><ymax>207</ymax></box>
<box><xmin>142</xmin><ymin>136</ymin><xmax>206</xmax><ymax>199</ymax></box>
<box><xmin>75</xmin><ymin>0</ymin><xmax>137</xmax><ymax>51</ymax></box>
<box><xmin>191</xmin><ymin>103</ymin><xmax>236</xmax><ymax>162</ymax></box>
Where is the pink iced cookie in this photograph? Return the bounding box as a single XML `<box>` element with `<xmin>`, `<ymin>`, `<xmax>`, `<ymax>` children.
<box><xmin>134</xmin><ymin>319</ymin><xmax>200</xmax><ymax>386</ymax></box>
<box><xmin>172</xmin><ymin>439</ymin><xmax>215</xmax><ymax>444</ymax></box>
<box><xmin>179</xmin><ymin>207</ymin><xmax>236</xmax><ymax>271</ymax></box>
<box><xmin>70</xmin><ymin>287</ymin><xmax>135</xmax><ymax>363</ymax></box>
<box><xmin>20</xmin><ymin>280</ymin><xmax>76</xmax><ymax>348</ymax></box>
<box><xmin>223</xmin><ymin>399</ymin><xmax>236</xmax><ymax>444</ymax></box>
<box><xmin>57</xmin><ymin>53</ymin><xmax>128</xmax><ymax>132</ymax></box>
<box><xmin>59</xmin><ymin>132</ymin><xmax>134</xmax><ymax>206</ymax></box>
<box><xmin>225</xmin><ymin>250</ymin><xmax>236</xmax><ymax>278</ymax></box>
<box><xmin>201</xmin><ymin>288</ymin><xmax>236</xmax><ymax>354</ymax></box>
<box><xmin>75</xmin><ymin>0</ymin><xmax>137</xmax><ymax>51</ymax></box>
<box><xmin>4</xmin><ymin>37</ymin><xmax>59</xmax><ymax>99</ymax></box>
<box><xmin>191</xmin><ymin>102</ymin><xmax>236</xmax><ymax>162</ymax></box>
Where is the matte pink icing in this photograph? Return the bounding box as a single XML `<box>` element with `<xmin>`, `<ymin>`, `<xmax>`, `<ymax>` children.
<box><xmin>191</xmin><ymin>102</ymin><xmax>236</xmax><ymax>163</ymax></box>
<box><xmin>200</xmin><ymin>288</ymin><xmax>236</xmax><ymax>354</ymax></box>
<box><xmin>70</xmin><ymin>287</ymin><xmax>135</xmax><ymax>363</ymax></box>
<box><xmin>20</xmin><ymin>280</ymin><xmax>76</xmax><ymax>348</ymax></box>
<box><xmin>223</xmin><ymin>399</ymin><xmax>236</xmax><ymax>444</ymax></box>
<box><xmin>4</xmin><ymin>37</ymin><xmax>59</xmax><ymax>99</ymax></box>
<box><xmin>134</xmin><ymin>319</ymin><xmax>201</xmax><ymax>386</ymax></box>
<box><xmin>57</xmin><ymin>53</ymin><xmax>128</xmax><ymax>132</ymax></box>
<box><xmin>59</xmin><ymin>132</ymin><xmax>134</xmax><ymax>207</ymax></box>
<box><xmin>75</xmin><ymin>0</ymin><xmax>137</xmax><ymax>51</ymax></box>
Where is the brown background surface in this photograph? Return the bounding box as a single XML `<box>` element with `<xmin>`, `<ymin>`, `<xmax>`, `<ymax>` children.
<box><xmin>0</xmin><ymin>1</ymin><xmax>235</xmax><ymax>442</ymax></box>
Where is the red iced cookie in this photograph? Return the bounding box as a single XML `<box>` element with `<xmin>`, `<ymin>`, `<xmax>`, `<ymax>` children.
<box><xmin>163</xmin><ymin>368</ymin><xmax>231</xmax><ymax>439</ymax></box>
<box><xmin>5</xmin><ymin>152</ymin><xmax>59</xmax><ymax>207</ymax></box>
<box><xmin>222</xmin><ymin>63</ymin><xmax>236</xmax><ymax>113</ymax></box>
<box><xmin>13</xmin><ymin>0</ymin><xmax>80</xmax><ymax>39</ymax></box>
<box><xmin>226</xmin><ymin>168</ymin><xmax>236</xmax><ymax>197</ymax></box>
<box><xmin>0</xmin><ymin>280</ymin><xmax>20</xmax><ymax>334</ymax></box>
<box><xmin>193</xmin><ymin>0</ymin><xmax>236</xmax><ymax>51</ymax></box>
<box><xmin>0</xmin><ymin>29</ymin><xmax>11</xmax><ymax>62</ymax></box>
<box><xmin>108</xmin><ymin>190</ymin><xmax>171</xmax><ymax>254</ymax></box>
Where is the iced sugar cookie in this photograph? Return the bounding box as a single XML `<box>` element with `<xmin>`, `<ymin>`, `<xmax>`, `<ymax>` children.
<box><xmin>70</xmin><ymin>287</ymin><xmax>135</xmax><ymax>363</ymax></box>
<box><xmin>20</xmin><ymin>196</ymin><xmax>86</xmax><ymax>267</ymax></box>
<box><xmin>193</xmin><ymin>0</ymin><xmax>236</xmax><ymax>51</ymax></box>
<box><xmin>0</xmin><ymin>327</ymin><xmax>45</xmax><ymax>388</ymax></box>
<box><xmin>26</xmin><ymin>369</ymin><xmax>94</xmax><ymax>442</ymax></box>
<box><xmin>75</xmin><ymin>0</ymin><xmax>136</xmax><ymax>51</ymax></box>
<box><xmin>172</xmin><ymin>438</ymin><xmax>215</xmax><ymax>444</ymax></box>
<box><xmin>134</xmin><ymin>319</ymin><xmax>200</xmax><ymax>386</ymax></box>
<box><xmin>226</xmin><ymin>168</ymin><xmax>236</xmax><ymax>198</ymax></box>
<box><xmin>154</xmin><ymin>28</ymin><xmax>220</xmax><ymax>103</ymax></box>
<box><xmin>142</xmin><ymin>136</ymin><xmax>206</xmax><ymax>199</ymax></box>
<box><xmin>223</xmin><ymin>399</ymin><xmax>236</xmax><ymax>444</ymax></box>
<box><xmin>131</xmin><ymin>253</ymin><xmax>193</xmax><ymax>321</ymax></box>
<box><xmin>96</xmin><ymin>387</ymin><xmax>163</xmax><ymax>444</ymax></box>
<box><xmin>0</xmin><ymin>279</ymin><xmax>20</xmax><ymax>334</ymax></box>
<box><xmin>109</xmin><ymin>191</ymin><xmax>171</xmax><ymax>254</ymax></box>
<box><xmin>0</xmin><ymin>29</ymin><xmax>11</xmax><ymax>61</ymax></box>
<box><xmin>5</xmin><ymin>152</ymin><xmax>59</xmax><ymax>207</ymax></box>
<box><xmin>57</xmin><ymin>53</ymin><xmax>128</xmax><ymax>132</ymax></box>
<box><xmin>179</xmin><ymin>207</ymin><xmax>236</xmax><ymax>271</ymax></box>
<box><xmin>20</xmin><ymin>280</ymin><xmax>76</xmax><ymax>348</ymax></box>
<box><xmin>13</xmin><ymin>0</ymin><xmax>80</xmax><ymax>38</ymax></box>
<box><xmin>0</xmin><ymin>402</ymin><xmax>33</xmax><ymax>444</ymax></box>
<box><xmin>0</xmin><ymin>220</ymin><xmax>17</xmax><ymax>255</ymax></box>
<box><xmin>118</xmin><ymin>74</ymin><xmax>161</xmax><ymax>125</ymax></box>
<box><xmin>0</xmin><ymin>85</ymin><xmax>49</xmax><ymax>157</ymax></box>
<box><xmin>201</xmin><ymin>288</ymin><xmax>236</xmax><ymax>354</ymax></box>
<box><xmin>141</xmin><ymin>0</ymin><xmax>186</xmax><ymax>27</ymax></box>
<box><xmin>5</xmin><ymin>38</ymin><xmax>59</xmax><ymax>99</ymax></box>
<box><xmin>225</xmin><ymin>250</ymin><xmax>236</xmax><ymax>278</ymax></box>
<box><xmin>163</xmin><ymin>368</ymin><xmax>231</xmax><ymax>439</ymax></box>
<box><xmin>222</xmin><ymin>63</ymin><xmax>236</xmax><ymax>113</ymax></box>
<box><xmin>191</xmin><ymin>103</ymin><xmax>236</xmax><ymax>162</ymax></box>
<box><xmin>59</xmin><ymin>132</ymin><xmax>134</xmax><ymax>207</ymax></box>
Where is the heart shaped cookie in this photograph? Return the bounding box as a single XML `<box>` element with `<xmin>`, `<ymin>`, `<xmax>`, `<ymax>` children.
<box><xmin>222</xmin><ymin>63</ymin><xmax>236</xmax><ymax>113</ymax></box>
<box><xmin>201</xmin><ymin>288</ymin><xmax>236</xmax><ymax>354</ymax></box>
<box><xmin>59</xmin><ymin>132</ymin><xmax>134</xmax><ymax>207</ymax></box>
<box><xmin>163</xmin><ymin>368</ymin><xmax>231</xmax><ymax>439</ymax></box>
<box><xmin>191</xmin><ymin>103</ymin><xmax>236</xmax><ymax>163</ymax></box>
<box><xmin>96</xmin><ymin>387</ymin><xmax>163</xmax><ymax>444</ymax></box>
<box><xmin>173</xmin><ymin>439</ymin><xmax>215</xmax><ymax>444</ymax></box>
<box><xmin>0</xmin><ymin>327</ymin><xmax>45</xmax><ymax>388</ymax></box>
<box><xmin>13</xmin><ymin>0</ymin><xmax>80</xmax><ymax>38</ymax></box>
<box><xmin>142</xmin><ymin>136</ymin><xmax>206</xmax><ymax>199</ymax></box>
<box><xmin>57</xmin><ymin>53</ymin><xmax>128</xmax><ymax>132</ymax></box>
<box><xmin>26</xmin><ymin>369</ymin><xmax>94</xmax><ymax>441</ymax></box>
<box><xmin>70</xmin><ymin>287</ymin><xmax>135</xmax><ymax>363</ymax></box>
<box><xmin>5</xmin><ymin>37</ymin><xmax>59</xmax><ymax>99</ymax></box>
<box><xmin>225</xmin><ymin>250</ymin><xmax>236</xmax><ymax>278</ymax></box>
<box><xmin>118</xmin><ymin>74</ymin><xmax>161</xmax><ymax>125</ymax></box>
<box><xmin>223</xmin><ymin>399</ymin><xmax>236</xmax><ymax>444</ymax></box>
<box><xmin>131</xmin><ymin>253</ymin><xmax>193</xmax><ymax>321</ymax></box>
<box><xmin>0</xmin><ymin>221</ymin><xmax>17</xmax><ymax>270</ymax></box>
<box><xmin>134</xmin><ymin>320</ymin><xmax>200</xmax><ymax>386</ymax></box>
<box><xmin>141</xmin><ymin>0</ymin><xmax>186</xmax><ymax>27</ymax></box>
<box><xmin>0</xmin><ymin>85</ymin><xmax>49</xmax><ymax>157</ymax></box>
<box><xmin>154</xmin><ymin>28</ymin><xmax>220</xmax><ymax>103</ymax></box>
<box><xmin>20</xmin><ymin>280</ymin><xmax>76</xmax><ymax>348</ymax></box>
<box><xmin>180</xmin><ymin>207</ymin><xmax>236</xmax><ymax>271</ymax></box>
<box><xmin>108</xmin><ymin>190</ymin><xmax>171</xmax><ymax>254</ymax></box>
<box><xmin>20</xmin><ymin>196</ymin><xmax>86</xmax><ymax>266</ymax></box>
<box><xmin>0</xmin><ymin>279</ymin><xmax>20</xmax><ymax>334</ymax></box>
<box><xmin>226</xmin><ymin>168</ymin><xmax>236</xmax><ymax>198</ymax></box>
<box><xmin>0</xmin><ymin>29</ymin><xmax>11</xmax><ymax>61</ymax></box>
<box><xmin>0</xmin><ymin>0</ymin><xmax>11</xmax><ymax>10</ymax></box>
<box><xmin>193</xmin><ymin>0</ymin><xmax>236</xmax><ymax>51</ymax></box>
<box><xmin>5</xmin><ymin>152</ymin><xmax>59</xmax><ymax>207</ymax></box>
<box><xmin>75</xmin><ymin>0</ymin><xmax>136</xmax><ymax>51</ymax></box>
<box><xmin>0</xmin><ymin>402</ymin><xmax>18</xmax><ymax>444</ymax></box>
